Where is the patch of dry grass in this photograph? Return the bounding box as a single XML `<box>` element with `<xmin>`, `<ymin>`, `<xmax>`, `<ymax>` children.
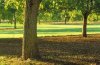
<box><xmin>0</xmin><ymin>56</ymin><xmax>55</xmax><ymax>65</ymax></box>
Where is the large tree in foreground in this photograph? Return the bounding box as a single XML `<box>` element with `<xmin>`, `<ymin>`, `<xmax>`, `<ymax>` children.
<box><xmin>22</xmin><ymin>0</ymin><xmax>42</xmax><ymax>60</ymax></box>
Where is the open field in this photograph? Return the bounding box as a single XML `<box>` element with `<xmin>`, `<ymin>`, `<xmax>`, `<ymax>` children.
<box><xmin>0</xmin><ymin>23</ymin><xmax>100</xmax><ymax>38</ymax></box>
<box><xmin>0</xmin><ymin>35</ymin><xmax>100</xmax><ymax>65</ymax></box>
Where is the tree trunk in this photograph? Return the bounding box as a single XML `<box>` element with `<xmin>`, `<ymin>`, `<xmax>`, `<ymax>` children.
<box><xmin>65</xmin><ymin>16</ymin><xmax>67</xmax><ymax>24</ymax></box>
<box><xmin>10</xmin><ymin>20</ymin><xmax>13</xmax><ymax>24</ymax></box>
<box><xmin>38</xmin><ymin>19</ymin><xmax>41</xmax><ymax>24</ymax></box>
<box><xmin>22</xmin><ymin>0</ymin><xmax>41</xmax><ymax>60</ymax></box>
<box><xmin>82</xmin><ymin>13</ymin><xmax>88</xmax><ymax>37</ymax></box>
<box><xmin>64</xmin><ymin>10</ymin><xmax>67</xmax><ymax>24</ymax></box>
<box><xmin>14</xmin><ymin>12</ymin><xmax>16</xmax><ymax>29</ymax></box>
<box><xmin>97</xmin><ymin>14</ymin><xmax>98</xmax><ymax>21</ymax></box>
<box><xmin>0</xmin><ymin>18</ymin><xmax>1</xmax><ymax>23</ymax></box>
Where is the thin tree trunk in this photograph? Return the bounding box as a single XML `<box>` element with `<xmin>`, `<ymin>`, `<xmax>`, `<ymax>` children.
<box><xmin>0</xmin><ymin>18</ymin><xmax>1</xmax><ymax>23</ymax></box>
<box><xmin>22</xmin><ymin>0</ymin><xmax>41</xmax><ymax>60</ymax></box>
<box><xmin>83</xmin><ymin>14</ymin><xmax>88</xmax><ymax>37</ymax></box>
<box><xmin>14</xmin><ymin>13</ymin><xmax>16</xmax><ymax>29</ymax></box>
<box><xmin>64</xmin><ymin>10</ymin><xmax>67</xmax><ymax>24</ymax></box>
<box><xmin>39</xmin><ymin>19</ymin><xmax>41</xmax><ymax>24</ymax></box>
<box><xmin>65</xmin><ymin>17</ymin><xmax>67</xmax><ymax>24</ymax></box>
<box><xmin>10</xmin><ymin>20</ymin><xmax>13</xmax><ymax>24</ymax></box>
<box><xmin>97</xmin><ymin>14</ymin><xmax>98</xmax><ymax>21</ymax></box>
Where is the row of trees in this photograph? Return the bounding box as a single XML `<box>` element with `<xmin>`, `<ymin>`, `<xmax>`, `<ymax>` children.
<box><xmin>22</xmin><ymin>0</ymin><xmax>100</xmax><ymax>60</ymax></box>
<box><xmin>39</xmin><ymin>0</ymin><xmax>100</xmax><ymax>23</ymax></box>
<box><xmin>0</xmin><ymin>0</ymin><xmax>25</xmax><ymax>28</ymax></box>
<box><xmin>0</xmin><ymin>0</ymin><xmax>99</xmax><ymax>26</ymax></box>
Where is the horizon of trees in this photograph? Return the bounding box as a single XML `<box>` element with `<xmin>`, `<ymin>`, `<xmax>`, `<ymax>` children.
<box><xmin>0</xmin><ymin>0</ymin><xmax>100</xmax><ymax>25</ymax></box>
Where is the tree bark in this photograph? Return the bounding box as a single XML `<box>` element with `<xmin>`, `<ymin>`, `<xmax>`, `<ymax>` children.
<box><xmin>97</xmin><ymin>14</ymin><xmax>98</xmax><ymax>21</ymax></box>
<box><xmin>0</xmin><ymin>18</ymin><xmax>1</xmax><ymax>23</ymax></box>
<box><xmin>38</xmin><ymin>19</ymin><xmax>41</xmax><ymax>24</ymax></box>
<box><xmin>64</xmin><ymin>10</ymin><xmax>67</xmax><ymax>24</ymax></box>
<box><xmin>65</xmin><ymin>16</ymin><xmax>67</xmax><ymax>24</ymax></box>
<box><xmin>14</xmin><ymin>12</ymin><xmax>16</xmax><ymax>29</ymax></box>
<box><xmin>22</xmin><ymin>0</ymin><xmax>41</xmax><ymax>60</ymax></box>
<box><xmin>82</xmin><ymin>13</ymin><xmax>88</xmax><ymax>37</ymax></box>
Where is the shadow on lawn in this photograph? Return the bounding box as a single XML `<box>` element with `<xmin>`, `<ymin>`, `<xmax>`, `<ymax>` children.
<box><xmin>0</xmin><ymin>36</ymin><xmax>100</xmax><ymax>65</ymax></box>
<box><xmin>38</xmin><ymin>58</ymin><xmax>80</xmax><ymax>65</ymax></box>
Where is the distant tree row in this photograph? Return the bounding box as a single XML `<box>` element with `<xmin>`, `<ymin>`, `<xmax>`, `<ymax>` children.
<box><xmin>39</xmin><ymin>0</ymin><xmax>100</xmax><ymax>24</ymax></box>
<box><xmin>0</xmin><ymin>0</ymin><xmax>25</xmax><ymax>28</ymax></box>
<box><xmin>0</xmin><ymin>0</ymin><xmax>100</xmax><ymax>26</ymax></box>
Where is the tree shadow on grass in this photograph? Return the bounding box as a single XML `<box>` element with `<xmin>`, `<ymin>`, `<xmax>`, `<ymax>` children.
<box><xmin>38</xmin><ymin>58</ymin><xmax>80</xmax><ymax>65</ymax></box>
<box><xmin>0</xmin><ymin>37</ymin><xmax>100</xmax><ymax>65</ymax></box>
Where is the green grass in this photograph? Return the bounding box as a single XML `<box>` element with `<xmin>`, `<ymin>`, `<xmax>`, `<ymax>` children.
<box><xmin>0</xmin><ymin>23</ymin><xmax>100</xmax><ymax>38</ymax></box>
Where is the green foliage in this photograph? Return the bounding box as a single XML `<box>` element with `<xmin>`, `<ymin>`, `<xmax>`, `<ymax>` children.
<box><xmin>0</xmin><ymin>0</ymin><xmax>5</xmax><ymax>19</ymax></box>
<box><xmin>94</xmin><ymin>0</ymin><xmax>100</xmax><ymax>14</ymax></box>
<box><xmin>88</xmin><ymin>13</ymin><xmax>97</xmax><ymax>21</ymax></box>
<box><xmin>71</xmin><ymin>0</ymin><xmax>100</xmax><ymax>17</ymax></box>
<box><xmin>0</xmin><ymin>0</ymin><xmax>99</xmax><ymax>23</ymax></box>
<box><xmin>38</xmin><ymin>0</ymin><xmax>100</xmax><ymax>23</ymax></box>
<box><xmin>0</xmin><ymin>0</ymin><xmax>24</xmax><ymax>23</ymax></box>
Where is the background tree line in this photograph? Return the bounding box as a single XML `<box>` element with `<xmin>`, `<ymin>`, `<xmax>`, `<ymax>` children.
<box><xmin>0</xmin><ymin>0</ymin><xmax>25</xmax><ymax>28</ymax></box>
<box><xmin>0</xmin><ymin>0</ymin><xmax>99</xmax><ymax>25</ymax></box>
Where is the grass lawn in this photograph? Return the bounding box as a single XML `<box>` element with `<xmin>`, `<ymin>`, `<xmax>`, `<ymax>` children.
<box><xmin>0</xmin><ymin>23</ymin><xmax>100</xmax><ymax>38</ymax></box>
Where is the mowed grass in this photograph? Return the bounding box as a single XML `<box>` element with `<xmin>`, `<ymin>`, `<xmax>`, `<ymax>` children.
<box><xmin>0</xmin><ymin>23</ymin><xmax>100</xmax><ymax>38</ymax></box>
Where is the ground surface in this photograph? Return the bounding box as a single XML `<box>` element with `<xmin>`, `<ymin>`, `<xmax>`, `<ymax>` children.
<box><xmin>0</xmin><ymin>35</ymin><xmax>100</xmax><ymax>65</ymax></box>
<box><xmin>0</xmin><ymin>23</ymin><xmax>100</xmax><ymax>64</ymax></box>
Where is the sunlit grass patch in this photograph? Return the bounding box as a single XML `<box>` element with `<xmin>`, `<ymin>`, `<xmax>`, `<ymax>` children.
<box><xmin>0</xmin><ymin>32</ymin><xmax>100</xmax><ymax>38</ymax></box>
<box><xmin>0</xmin><ymin>24</ymin><xmax>100</xmax><ymax>38</ymax></box>
<box><xmin>0</xmin><ymin>34</ymin><xmax>23</xmax><ymax>38</ymax></box>
<box><xmin>0</xmin><ymin>56</ymin><xmax>54</xmax><ymax>65</ymax></box>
